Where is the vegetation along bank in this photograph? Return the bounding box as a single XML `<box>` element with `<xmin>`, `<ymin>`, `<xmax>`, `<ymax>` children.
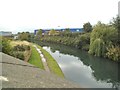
<box><xmin>34</xmin><ymin>16</ymin><xmax>120</xmax><ymax>62</ymax></box>
<box><xmin>1</xmin><ymin>37</ymin><xmax>64</xmax><ymax>77</ymax></box>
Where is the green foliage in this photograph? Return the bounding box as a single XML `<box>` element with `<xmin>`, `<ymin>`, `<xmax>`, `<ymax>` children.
<box><xmin>36</xmin><ymin>29</ymin><xmax>42</xmax><ymax>39</ymax></box>
<box><xmin>59</xmin><ymin>28</ymin><xmax>72</xmax><ymax>37</ymax></box>
<box><xmin>1</xmin><ymin>37</ymin><xmax>12</xmax><ymax>55</ymax></box>
<box><xmin>64</xmin><ymin>28</ymin><xmax>70</xmax><ymax>32</ymax></box>
<box><xmin>106</xmin><ymin>45</ymin><xmax>120</xmax><ymax>61</ymax></box>
<box><xmin>13</xmin><ymin>45</ymin><xmax>30</xmax><ymax>51</ymax></box>
<box><xmin>110</xmin><ymin>15</ymin><xmax>120</xmax><ymax>45</ymax></box>
<box><xmin>12</xmin><ymin>51</ymin><xmax>25</xmax><ymax>60</ymax></box>
<box><xmin>0</xmin><ymin>36</ymin><xmax>2</xmax><ymax>52</ymax></box>
<box><xmin>77</xmin><ymin>33</ymin><xmax>90</xmax><ymax>49</ymax></box>
<box><xmin>89</xmin><ymin>38</ymin><xmax>105</xmax><ymax>57</ymax></box>
<box><xmin>89</xmin><ymin>21</ymin><xmax>119</xmax><ymax>61</ymax></box>
<box><xmin>40</xmin><ymin>32</ymin><xmax>90</xmax><ymax>51</ymax></box>
<box><xmin>83</xmin><ymin>22</ymin><xmax>92</xmax><ymax>32</ymax></box>
<box><xmin>13</xmin><ymin>45</ymin><xmax>25</xmax><ymax>51</ymax></box>
<box><xmin>110</xmin><ymin>15</ymin><xmax>120</xmax><ymax>32</ymax></box>
<box><xmin>11</xmin><ymin>44</ymin><xmax>31</xmax><ymax>60</ymax></box>
<box><xmin>49</xmin><ymin>29</ymin><xmax>57</xmax><ymax>35</ymax></box>
<box><xmin>18</xmin><ymin>32</ymin><xmax>31</xmax><ymax>41</ymax></box>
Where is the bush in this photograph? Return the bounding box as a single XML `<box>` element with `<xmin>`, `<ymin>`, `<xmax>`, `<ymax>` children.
<box><xmin>40</xmin><ymin>32</ymin><xmax>90</xmax><ymax>51</ymax></box>
<box><xmin>1</xmin><ymin>37</ymin><xmax>12</xmax><ymax>55</ymax></box>
<box><xmin>106</xmin><ymin>45</ymin><xmax>120</xmax><ymax>61</ymax></box>
<box><xmin>11</xmin><ymin>44</ymin><xmax>30</xmax><ymax>60</ymax></box>
<box><xmin>13</xmin><ymin>45</ymin><xmax>25</xmax><ymax>51</ymax></box>
<box><xmin>12</xmin><ymin>51</ymin><xmax>25</xmax><ymax>60</ymax></box>
<box><xmin>13</xmin><ymin>45</ymin><xmax>30</xmax><ymax>51</ymax></box>
<box><xmin>89</xmin><ymin>22</ymin><xmax>118</xmax><ymax>58</ymax></box>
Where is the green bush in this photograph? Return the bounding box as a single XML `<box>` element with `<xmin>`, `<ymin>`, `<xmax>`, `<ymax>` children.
<box><xmin>13</xmin><ymin>45</ymin><xmax>30</xmax><ymax>51</ymax></box>
<box><xmin>13</xmin><ymin>45</ymin><xmax>25</xmax><ymax>51</ymax></box>
<box><xmin>12</xmin><ymin>51</ymin><xmax>25</xmax><ymax>60</ymax></box>
<box><xmin>77</xmin><ymin>33</ymin><xmax>90</xmax><ymax>49</ymax></box>
<box><xmin>89</xmin><ymin>22</ymin><xmax>119</xmax><ymax>61</ymax></box>
<box><xmin>0</xmin><ymin>36</ymin><xmax>2</xmax><ymax>52</ymax></box>
<box><xmin>1</xmin><ymin>37</ymin><xmax>12</xmax><ymax>55</ymax></box>
<box><xmin>106</xmin><ymin>46</ymin><xmax>120</xmax><ymax>61</ymax></box>
<box><xmin>11</xmin><ymin>44</ymin><xmax>30</xmax><ymax>60</ymax></box>
<box><xmin>40</xmin><ymin>32</ymin><xmax>90</xmax><ymax>51</ymax></box>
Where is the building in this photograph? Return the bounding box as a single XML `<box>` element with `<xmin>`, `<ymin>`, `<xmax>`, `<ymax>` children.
<box><xmin>34</xmin><ymin>28</ymin><xmax>83</xmax><ymax>35</ymax></box>
<box><xmin>0</xmin><ymin>31</ymin><xmax>12</xmax><ymax>37</ymax></box>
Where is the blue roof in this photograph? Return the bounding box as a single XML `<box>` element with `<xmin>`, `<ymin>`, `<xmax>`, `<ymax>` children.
<box><xmin>34</xmin><ymin>28</ymin><xmax>83</xmax><ymax>35</ymax></box>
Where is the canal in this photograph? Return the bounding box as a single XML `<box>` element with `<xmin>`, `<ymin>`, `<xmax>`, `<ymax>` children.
<box><xmin>36</xmin><ymin>41</ymin><xmax>119</xmax><ymax>88</ymax></box>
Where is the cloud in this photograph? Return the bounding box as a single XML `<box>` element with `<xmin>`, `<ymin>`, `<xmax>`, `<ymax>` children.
<box><xmin>0</xmin><ymin>0</ymin><xmax>119</xmax><ymax>34</ymax></box>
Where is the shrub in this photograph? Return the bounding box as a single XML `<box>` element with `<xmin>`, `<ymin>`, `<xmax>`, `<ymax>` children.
<box><xmin>13</xmin><ymin>45</ymin><xmax>30</xmax><ymax>51</ymax></box>
<box><xmin>89</xmin><ymin>22</ymin><xmax>118</xmax><ymax>58</ymax></box>
<box><xmin>1</xmin><ymin>37</ymin><xmax>12</xmax><ymax>55</ymax></box>
<box><xmin>11</xmin><ymin>44</ymin><xmax>30</xmax><ymax>60</ymax></box>
<box><xmin>12</xmin><ymin>51</ymin><xmax>25</xmax><ymax>60</ymax></box>
<box><xmin>13</xmin><ymin>45</ymin><xmax>25</xmax><ymax>51</ymax></box>
<box><xmin>106</xmin><ymin>45</ymin><xmax>120</xmax><ymax>61</ymax></box>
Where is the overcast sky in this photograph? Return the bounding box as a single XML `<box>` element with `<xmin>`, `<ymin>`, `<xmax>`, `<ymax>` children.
<box><xmin>0</xmin><ymin>0</ymin><xmax>119</xmax><ymax>34</ymax></box>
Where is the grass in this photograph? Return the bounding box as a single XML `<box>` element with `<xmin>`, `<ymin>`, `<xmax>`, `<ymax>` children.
<box><xmin>10</xmin><ymin>40</ymin><xmax>30</xmax><ymax>47</ymax></box>
<box><xmin>36</xmin><ymin>44</ymin><xmax>64</xmax><ymax>78</ymax></box>
<box><xmin>28</xmin><ymin>45</ymin><xmax>44</xmax><ymax>69</ymax></box>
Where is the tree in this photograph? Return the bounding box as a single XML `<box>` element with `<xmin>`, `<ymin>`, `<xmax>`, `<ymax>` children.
<box><xmin>64</xmin><ymin>28</ymin><xmax>70</xmax><ymax>32</ymax></box>
<box><xmin>18</xmin><ymin>32</ymin><xmax>31</xmax><ymax>41</ymax></box>
<box><xmin>2</xmin><ymin>37</ymin><xmax>12</xmax><ymax>55</ymax></box>
<box><xmin>110</xmin><ymin>15</ymin><xmax>120</xmax><ymax>32</ymax></box>
<box><xmin>110</xmin><ymin>15</ymin><xmax>120</xmax><ymax>45</ymax></box>
<box><xmin>83</xmin><ymin>22</ymin><xmax>92</xmax><ymax>32</ymax></box>
<box><xmin>36</xmin><ymin>29</ymin><xmax>42</xmax><ymax>40</ymax></box>
<box><xmin>89</xmin><ymin>22</ymin><xmax>118</xmax><ymax>57</ymax></box>
<box><xmin>49</xmin><ymin>29</ymin><xmax>56</xmax><ymax>36</ymax></box>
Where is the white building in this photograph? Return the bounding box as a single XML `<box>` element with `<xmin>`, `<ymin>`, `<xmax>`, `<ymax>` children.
<box><xmin>0</xmin><ymin>31</ymin><xmax>12</xmax><ymax>36</ymax></box>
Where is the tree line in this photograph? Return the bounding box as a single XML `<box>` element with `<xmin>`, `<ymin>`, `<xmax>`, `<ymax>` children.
<box><xmin>34</xmin><ymin>16</ymin><xmax>120</xmax><ymax>61</ymax></box>
<box><xmin>11</xmin><ymin>15</ymin><xmax>119</xmax><ymax>61</ymax></box>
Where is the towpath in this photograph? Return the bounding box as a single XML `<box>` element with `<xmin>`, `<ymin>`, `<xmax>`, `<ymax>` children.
<box><xmin>33</xmin><ymin>45</ymin><xmax>50</xmax><ymax>72</ymax></box>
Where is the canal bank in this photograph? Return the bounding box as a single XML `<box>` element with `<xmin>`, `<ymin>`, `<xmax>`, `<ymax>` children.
<box><xmin>29</xmin><ymin>43</ymin><xmax>64</xmax><ymax>77</ymax></box>
<box><xmin>35</xmin><ymin>41</ymin><xmax>120</xmax><ymax>89</ymax></box>
<box><xmin>1</xmin><ymin>52</ymin><xmax>80</xmax><ymax>88</ymax></box>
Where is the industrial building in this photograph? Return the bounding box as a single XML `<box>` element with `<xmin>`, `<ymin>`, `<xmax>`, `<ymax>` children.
<box><xmin>0</xmin><ymin>31</ymin><xmax>12</xmax><ymax>37</ymax></box>
<box><xmin>34</xmin><ymin>28</ymin><xmax>83</xmax><ymax>35</ymax></box>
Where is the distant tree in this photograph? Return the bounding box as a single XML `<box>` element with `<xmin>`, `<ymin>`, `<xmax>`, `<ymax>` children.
<box><xmin>62</xmin><ymin>28</ymin><xmax>71</xmax><ymax>37</ymax></box>
<box><xmin>36</xmin><ymin>29</ymin><xmax>42</xmax><ymax>39</ymax></box>
<box><xmin>110</xmin><ymin>15</ymin><xmax>120</xmax><ymax>33</ymax></box>
<box><xmin>83</xmin><ymin>22</ymin><xmax>92</xmax><ymax>32</ymax></box>
<box><xmin>49</xmin><ymin>29</ymin><xmax>56</xmax><ymax>36</ymax></box>
<box><xmin>18</xmin><ymin>32</ymin><xmax>31</xmax><ymax>41</ymax></box>
<box><xmin>110</xmin><ymin>16</ymin><xmax>120</xmax><ymax>45</ymax></box>
<box><xmin>64</xmin><ymin>28</ymin><xmax>70</xmax><ymax>32</ymax></box>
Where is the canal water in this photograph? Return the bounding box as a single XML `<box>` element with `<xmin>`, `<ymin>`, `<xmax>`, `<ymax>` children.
<box><xmin>36</xmin><ymin>41</ymin><xmax>120</xmax><ymax>88</ymax></box>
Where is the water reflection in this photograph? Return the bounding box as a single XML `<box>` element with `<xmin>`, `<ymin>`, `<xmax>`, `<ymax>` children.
<box><xmin>35</xmin><ymin>41</ymin><xmax>120</xmax><ymax>88</ymax></box>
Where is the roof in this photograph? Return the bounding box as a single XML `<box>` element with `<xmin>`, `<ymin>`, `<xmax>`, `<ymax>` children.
<box><xmin>1</xmin><ymin>52</ymin><xmax>80</xmax><ymax>88</ymax></box>
<box><xmin>34</xmin><ymin>28</ymin><xmax>83</xmax><ymax>34</ymax></box>
<box><xmin>35</xmin><ymin>28</ymin><xmax>83</xmax><ymax>31</ymax></box>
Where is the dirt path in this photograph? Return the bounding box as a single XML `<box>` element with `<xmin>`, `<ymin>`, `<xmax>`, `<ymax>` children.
<box><xmin>33</xmin><ymin>45</ymin><xmax>50</xmax><ymax>72</ymax></box>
